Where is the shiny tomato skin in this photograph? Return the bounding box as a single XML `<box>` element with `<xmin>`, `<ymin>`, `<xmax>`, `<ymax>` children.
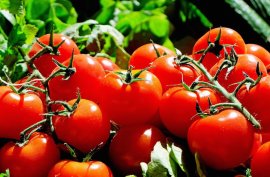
<box><xmin>48</xmin><ymin>160</ymin><xmax>113</xmax><ymax>177</ymax></box>
<box><xmin>94</xmin><ymin>56</ymin><xmax>120</xmax><ymax>73</ymax></box>
<box><xmin>129</xmin><ymin>43</ymin><xmax>176</xmax><ymax>69</ymax></box>
<box><xmin>188</xmin><ymin>109</ymin><xmax>256</xmax><ymax>170</ymax></box>
<box><xmin>28</xmin><ymin>33</ymin><xmax>80</xmax><ymax>77</ymax></box>
<box><xmin>246</xmin><ymin>43</ymin><xmax>270</xmax><ymax>67</ymax></box>
<box><xmin>237</xmin><ymin>75</ymin><xmax>270</xmax><ymax>132</ymax></box>
<box><xmin>0</xmin><ymin>132</ymin><xmax>60</xmax><ymax>177</ymax></box>
<box><xmin>192</xmin><ymin>27</ymin><xmax>246</xmax><ymax>70</ymax></box>
<box><xmin>48</xmin><ymin>54</ymin><xmax>106</xmax><ymax>104</ymax></box>
<box><xmin>159</xmin><ymin>86</ymin><xmax>220</xmax><ymax>139</ymax></box>
<box><xmin>251</xmin><ymin>142</ymin><xmax>270</xmax><ymax>177</ymax></box>
<box><xmin>53</xmin><ymin>99</ymin><xmax>110</xmax><ymax>153</ymax></box>
<box><xmin>99</xmin><ymin>70</ymin><xmax>162</xmax><ymax>126</ymax></box>
<box><xmin>209</xmin><ymin>54</ymin><xmax>267</xmax><ymax>92</ymax></box>
<box><xmin>0</xmin><ymin>86</ymin><xmax>44</xmax><ymax>140</ymax></box>
<box><xmin>109</xmin><ymin>124</ymin><xmax>166</xmax><ymax>176</ymax></box>
<box><xmin>148</xmin><ymin>55</ymin><xmax>202</xmax><ymax>92</ymax></box>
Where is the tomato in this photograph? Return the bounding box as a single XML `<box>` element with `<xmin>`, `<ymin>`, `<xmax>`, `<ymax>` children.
<box><xmin>188</xmin><ymin>109</ymin><xmax>256</xmax><ymax>170</ymax></box>
<box><xmin>94</xmin><ymin>56</ymin><xmax>120</xmax><ymax>73</ymax></box>
<box><xmin>128</xmin><ymin>43</ymin><xmax>176</xmax><ymax>69</ymax></box>
<box><xmin>0</xmin><ymin>132</ymin><xmax>60</xmax><ymax>177</ymax></box>
<box><xmin>148</xmin><ymin>55</ymin><xmax>202</xmax><ymax>92</ymax></box>
<box><xmin>192</xmin><ymin>27</ymin><xmax>246</xmax><ymax>70</ymax></box>
<box><xmin>159</xmin><ymin>86</ymin><xmax>220</xmax><ymax>139</ymax></box>
<box><xmin>262</xmin><ymin>132</ymin><xmax>270</xmax><ymax>144</ymax></box>
<box><xmin>246</xmin><ymin>43</ymin><xmax>270</xmax><ymax>67</ymax></box>
<box><xmin>49</xmin><ymin>54</ymin><xmax>106</xmax><ymax>104</ymax></box>
<box><xmin>237</xmin><ymin>75</ymin><xmax>270</xmax><ymax>132</ymax></box>
<box><xmin>53</xmin><ymin>98</ymin><xmax>110</xmax><ymax>153</ymax></box>
<box><xmin>251</xmin><ymin>141</ymin><xmax>270</xmax><ymax>177</ymax></box>
<box><xmin>0</xmin><ymin>86</ymin><xmax>44</xmax><ymax>140</ymax></box>
<box><xmin>209</xmin><ymin>54</ymin><xmax>267</xmax><ymax>92</ymax></box>
<box><xmin>48</xmin><ymin>160</ymin><xmax>113</xmax><ymax>177</ymax></box>
<box><xmin>28</xmin><ymin>33</ymin><xmax>80</xmax><ymax>77</ymax></box>
<box><xmin>15</xmin><ymin>76</ymin><xmax>46</xmax><ymax>107</ymax></box>
<box><xmin>109</xmin><ymin>124</ymin><xmax>166</xmax><ymax>176</ymax></box>
<box><xmin>99</xmin><ymin>69</ymin><xmax>162</xmax><ymax>126</ymax></box>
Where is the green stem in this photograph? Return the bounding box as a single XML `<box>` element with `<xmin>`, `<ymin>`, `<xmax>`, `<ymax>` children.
<box><xmin>185</xmin><ymin>55</ymin><xmax>261</xmax><ymax>129</ymax></box>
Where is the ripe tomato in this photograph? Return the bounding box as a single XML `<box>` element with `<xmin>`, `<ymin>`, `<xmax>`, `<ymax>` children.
<box><xmin>48</xmin><ymin>160</ymin><xmax>113</xmax><ymax>177</ymax></box>
<box><xmin>53</xmin><ymin>99</ymin><xmax>110</xmax><ymax>153</ymax></box>
<box><xmin>209</xmin><ymin>54</ymin><xmax>267</xmax><ymax>92</ymax></box>
<box><xmin>148</xmin><ymin>55</ymin><xmax>202</xmax><ymax>92</ymax></box>
<box><xmin>246</xmin><ymin>43</ymin><xmax>270</xmax><ymax>67</ymax></box>
<box><xmin>188</xmin><ymin>109</ymin><xmax>256</xmax><ymax>170</ymax></box>
<box><xmin>192</xmin><ymin>27</ymin><xmax>246</xmax><ymax>70</ymax></box>
<box><xmin>0</xmin><ymin>132</ymin><xmax>60</xmax><ymax>177</ymax></box>
<box><xmin>159</xmin><ymin>86</ymin><xmax>220</xmax><ymax>139</ymax></box>
<box><xmin>0</xmin><ymin>86</ymin><xmax>44</xmax><ymax>140</ymax></box>
<box><xmin>94</xmin><ymin>56</ymin><xmax>120</xmax><ymax>73</ymax></box>
<box><xmin>48</xmin><ymin>54</ymin><xmax>106</xmax><ymax>104</ymax></box>
<box><xmin>128</xmin><ymin>43</ymin><xmax>176</xmax><ymax>69</ymax></box>
<box><xmin>251</xmin><ymin>141</ymin><xmax>270</xmax><ymax>177</ymax></box>
<box><xmin>99</xmin><ymin>70</ymin><xmax>162</xmax><ymax>126</ymax></box>
<box><xmin>109</xmin><ymin>124</ymin><xmax>166</xmax><ymax>176</ymax></box>
<box><xmin>28</xmin><ymin>33</ymin><xmax>80</xmax><ymax>77</ymax></box>
<box><xmin>237</xmin><ymin>75</ymin><xmax>270</xmax><ymax>132</ymax></box>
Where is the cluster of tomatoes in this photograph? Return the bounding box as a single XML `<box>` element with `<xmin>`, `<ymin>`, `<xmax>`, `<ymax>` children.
<box><xmin>0</xmin><ymin>27</ymin><xmax>270</xmax><ymax>177</ymax></box>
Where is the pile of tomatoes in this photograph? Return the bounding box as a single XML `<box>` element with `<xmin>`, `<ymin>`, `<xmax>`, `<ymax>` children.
<box><xmin>0</xmin><ymin>27</ymin><xmax>270</xmax><ymax>177</ymax></box>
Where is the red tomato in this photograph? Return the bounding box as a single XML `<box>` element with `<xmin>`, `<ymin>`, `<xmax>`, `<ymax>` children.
<box><xmin>262</xmin><ymin>132</ymin><xmax>270</xmax><ymax>144</ymax></box>
<box><xmin>192</xmin><ymin>27</ymin><xmax>246</xmax><ymax>70</ymax></box>
<box><xmin>0</xmin><ymin>86</ymin><xmax>44</xmax><ymax>140</ymax></box>
<box><xmin>209</xmin><ymin>54</ymin><xmax>267</xmax><ymax>92</ymax></box>
<box><xmin>188</xmin><ymin>109</ymin><xmax>256</xmax><ymax>170</ymax></box>
<box><xmin>159</xmin><ymin>86</ymin><xmax>221</xmax><ymax>139</ymax></box>
<box><xmin>28</xmin><ymin>33</ymin><xmax>80</xmax><ymax>77</ymax></box>
<box><xmin>48</xmin><ymin>160</ymin><xmax>113</xmax><ymax>177</ymax></box>
<box><xmin>251</xmin><ymin>141</ymin><xmax>270</xmax><ymax>177</ymax></box>
<box><xmin>94</xmin><ymin>56</ymin><xmax>120</xmax><ymax>73</ymax></box>
<box><xmin>109</xmin><ymin>124</ymin><xmax>166</xmax><ymax>176</ymax></box>
<box><xmin>48</xmin><ymin>54</ymin><xmax>106</xmax><ymax>104</ymax></box>
<box><xmin>15</xmin><ymin>76</ymin><xmax>46</xmax><ymax>106</ymax></box>
<box><xmin>0</xmin><ymin>132</ymin><xmax>60</xmax><ymax>177</ymax></box>
<box><xmin>237</xmin><ymin>75</ymin><xmax>270</xmax><ymax>132</ymax></box>
<box><xmin>53</xmin><ymin>99</ymin><xmax>110</xmax><ymax>153</ymax></box>
<box><xmin>246</xmin><ymin>43</ymin><xmax>270</xmax><ymax>67</ymax></box>
<box><xmin>129</xmin><ymin>43</ymin><xmax>176</xmax><ymax>69</ymax></box>
<box><xmin>148</xmin><ymin>55</ymin><xmax>202</xmax><ymax>92</ymax></box>
<box><xmin>99</xmin><ymin>70</ymin><xmax>162</xmax><ymax>126</ymax></box>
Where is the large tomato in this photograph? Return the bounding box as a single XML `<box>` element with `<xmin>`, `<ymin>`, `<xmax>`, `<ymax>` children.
<box><xmin>148</xmin><ymin>55</ymin><xmax>202</xmax><ymax>92</ymax></box>
<box><xmin>48</xmin><ymin>54</ymin><xmax>106</xmax><ymax>104</ymax></box>
<box><xmin>0</xmin><ymin>132</ymin><xmax>60</xmax><ymax>177</ymax></box>
<box><xmin>192</xmin><ymin>27</ymin><xmax>246</xmax><ymax>70</ymax></box>
<box><xmin>0</xmin><ymin>86</ymin><xmax>44</xmax><ymax>140</ymax></box>
<box><xmin>48</xmin><ymin>160</ymin><xmax>113</xmax><ymax>177</ymax></box>
<box><xmin>159</xmin><ymin>86</ymin><xmax>220</xmax><ymax>139</ymax></box>
<box><xmin>237</xmin><ymin>75</ymin><xmax>270</xmax><ymax>132</ymax></box>
<box><xmin>128</xmin><ymin>43</ymin><xmax>176</xmax><ymax>69</ymax></box>
<box><xmin>209</xmin><ymin>54</ymin><xmax>267</xmax><ymax>92</ymax></box>
<box><xmin>99</xmin><ymin>69</ymin><xmax>162</xmax><ymax>126</ymax></box>
<box><xmin>251</xmin><ymin>142</ymin><xmax>270</xmax><ymax>177</ymax></box>
<box><xmin>109</xmin><ymin>124</ymin><xmax>166</xmax><ymax>176</ymax></box>
<box><xmin>53</xmin><ymin>98</ymin><xmax>110</xmax><ymax>153</ymax></box>
<box><xmin>28</xmin><ymin>33</ymin><xmax>80</xmax><ymax>77</ymax></box>
<box><xmin>94</xmin><ymin>56</ymin><xmax>120</xmax><ymax>73</ymax></box>
<box><xmin>246</xmin><ymin>43</ymin><xmax>270</xmax><ymax>67</ymax></box>
<box><xmin>188</xmin><ymin>109</ymin><xmax>256</xmax><ymax>170</ymax></box>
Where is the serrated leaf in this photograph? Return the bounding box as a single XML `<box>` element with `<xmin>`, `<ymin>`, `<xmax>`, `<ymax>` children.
<box><xmin>7</xmin><ymin>24</ymin><xmax>26</xmax><ymax>47</ymax></box>
<box><xmin>0</xmin><ymin>0</ymin><xmax>24</xmax><ymax>16</ymax></box>
<box><xmin>22</xmin><ymin>24</ymin><xmax>38</xmax><ymax>44</ymax></box>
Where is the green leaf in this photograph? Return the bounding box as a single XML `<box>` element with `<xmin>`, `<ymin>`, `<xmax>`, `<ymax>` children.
<box><xmin>225</xmin><ymin>0</ymin><xmax>270</xmax><ymax>43</ymax></box>
<box><xmin>149</xmin><ymin>15</ymin><xmax>170</xmax><ymax>38</ymax></box>
<box><xmin>8</xmin><ymin>24</ymin><xmax>26</xmax><ymax>47</ymax></box>
<box><xmin>22</xmin><ymin>24</ymin><xmax>38</xmax><ymax>44</ymax></box>
<box><xmin>144</xmin><ymin>141</ymin><xmax>178</xmax><ymax>177</ymax></box>
<box><xmin>170</xmin><ymin>143</ymin><xmax>186</xmax><ymax>173</ymax></box>
<box><xmin>0</xmin><ymin>0</ymin><xmax>24</xmax><ymax>16</ymax></box>
<box><xmin>0</xmin><ymin>169</ymin><xmax>10</xmax><ymax>177</ymax></box>
<box><xmin>0</xmin><ymin>10</ymin><xmax>16</xmax><ymax>25</ymax></box>
<box><xmin>0</xmin><ymin>34</ymin><xmax>8</xmax><ymax>55</ymax></box>
<box><xmin>25</xmin><ymin>0</ymin><xmax>50</xmax><ymax>20</ymax></box>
